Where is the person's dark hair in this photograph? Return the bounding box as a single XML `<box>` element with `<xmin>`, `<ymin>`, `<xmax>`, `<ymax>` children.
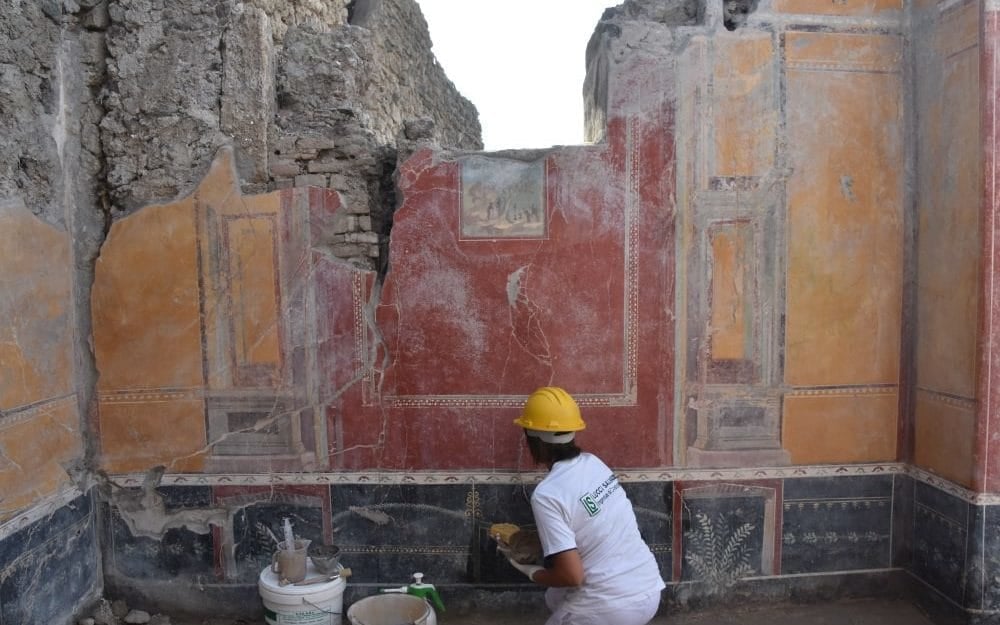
<box><xmin>525</xmin><ymin>431</ymin><xmax>582</xmax><ymax>466</ymax></box>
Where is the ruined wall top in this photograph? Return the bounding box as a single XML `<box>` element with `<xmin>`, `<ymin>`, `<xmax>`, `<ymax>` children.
<box><xmin>244</xmin><ymin>0</ymin><xmax>350</xmax><ymax>40</ymax></box>
<box><xmin>351</xmin><ymin>0</ymin><xmax>482</xmax><ymax>150</ymax></box>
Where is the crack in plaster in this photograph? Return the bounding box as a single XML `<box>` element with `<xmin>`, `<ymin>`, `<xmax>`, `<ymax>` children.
<box><xmin>504</xmin><ymin>260</ymin><xmax>554</xmax><ymax>378</ymax></box>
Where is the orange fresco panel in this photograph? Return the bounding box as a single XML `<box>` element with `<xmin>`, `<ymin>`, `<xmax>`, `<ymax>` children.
<box><xmin>914</xmin><ymin>393</ymin><xmax>975</xmax><ymax>487</ymax></box>
<box><xmin>227</xmin><ymin>216</ymin><xmax>281</xmax><ymax>369</ymax></box>
<box><xmin>99</xmin><ymin>400</ymin><xmax>207</xmax><ymax>473</ymax></box>
<box><xmin>196</xmin><ymin>154</ymin><xmax>282</xmax><ymax>389</ymax></box>
<box><xmin>194</xmin><ymin>148</ymin><xmax>245</xmax><ymax>213</ymax></box>
<box><xmin>714</xmin><ymin>36</ymin><xmax>775</xmax><ymax>177</ymax></box>
<box><xmin>92</xmin><ymin>199</ymin><xmax>204</xmax><ymax>390</ymax></box>
<box><xmin>0</xmin><ymin>205</ymin><xmax>74</xmax><ymax>410</ymax></box>
<box><xmin>935</xmin><ymin>2</ymin><xmax>979</xmax><ymax>58</ymax></box>
<box><xmin>773</xmin><ymin>0</ymin><xmax>900</xmax><ymax>17</ymax></box>
<box><xmin>783</xmin><ymin>393</ymin><xmax>897</xmax><ymax>464</ymax></box>
<box><xmin>785</xmin><ymin>35</ymin><xmax>903</xmax><ymax>387</ymax></box>
<box><xmin>915</xmin><ymin>45</ymin><xmax>980</xmax><ymax>398</ymax></box>
<box><xmin>0</xmin><ymin>400</ymin><xmax>81</xmax><ymax>520</ymax></box>
<box><xmin>194</xmin><ymin>149</ymin><xmax>280</xmax><ymax>219</ymax></box>
<box><xmin>785</xmin><ymin>33</ymin><xmax>902</xmax><ymax>71</ymax></box>
<box><xmin>710</xmin><ymin>227</ymin><xmax>749</xmax><ymax>360</ymax></box>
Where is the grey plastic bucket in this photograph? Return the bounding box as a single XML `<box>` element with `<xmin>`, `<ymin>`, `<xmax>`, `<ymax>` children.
<box><xmin>346</xmin><ymin>594</ymin><xmax>437</xmax><ymax>625</ymax></box>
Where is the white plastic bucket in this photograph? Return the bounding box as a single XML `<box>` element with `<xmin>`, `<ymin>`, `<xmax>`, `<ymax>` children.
<box><xmin>259</xmin><ymin>562</ymin><xmax>347</xmax><ymax>625</ymax></box>
<box><xmin>346</xmin><ymin>594</ymin><xmax>437</xmax><ymax>625</ymax></box>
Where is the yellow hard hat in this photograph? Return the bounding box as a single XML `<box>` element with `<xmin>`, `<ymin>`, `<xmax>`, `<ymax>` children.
<box><xmin>514</xmin><ymin>387</ymin><xmax>586</xmax><ymax>433</ymax></box>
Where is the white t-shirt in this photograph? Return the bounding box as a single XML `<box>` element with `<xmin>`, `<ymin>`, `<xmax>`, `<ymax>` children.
<box><xmin>530</xmin><ymin>452</ymin><xmax>665</xmax><ymax>613</ymax></box>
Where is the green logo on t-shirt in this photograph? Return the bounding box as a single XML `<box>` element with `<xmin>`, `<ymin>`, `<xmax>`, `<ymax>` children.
<box><xmin>580</xmin><ymin>494</ymin><xmax>600</xmax><ymax>517</ymax></box>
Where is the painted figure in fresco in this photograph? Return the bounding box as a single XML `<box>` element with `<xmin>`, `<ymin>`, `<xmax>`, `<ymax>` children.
<box><xmin>503</xmin><ymin>387</ymin><xmax>665</xmax><ymax>625</ymax></box>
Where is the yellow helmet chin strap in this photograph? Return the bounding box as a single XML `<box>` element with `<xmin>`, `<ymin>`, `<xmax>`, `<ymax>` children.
<box><xmin>526</xmin><ymin>429</ymin><xmax>576</xmax><ymax>444</ymax></box>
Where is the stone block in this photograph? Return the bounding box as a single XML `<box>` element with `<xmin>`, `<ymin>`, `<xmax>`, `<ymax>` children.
<box><xmin>346</xmin><ymin>231</ymin><xmax>378</xmax><ymax>244</ymax></box>
<box><xmin>332</xmin><ymin>213</ymin><xmax>357</xmax><ymax>234</ymax></box>
<box><xmin>297</xmin><ymin>136</ymin><xmax>336</xmax><ymax>150</ymax></box>
<box><xmin>295</xmin><ymin>174</ymin><xmax>327</xmax><ymax>187</ymax></box>
<box><xmin>344</xmin><ymin>201</ymin><xmax>370</xmax><ymax>215</ymax></box>
<box><xmin>221</xmin><ymin>5</ymin><xmax>275</xmax><ymax>184</ymax></box>
<box><xmin>268</xmin><ymin>158</ymin><xmax>300</xmax><ymax>177</ymax></box>
<box><xmin>328</xmin><ymin>174</ymin><xmax>351</xmax><ymax>189</ymax></box>
<box><xmin>331</xmin><ymin>243</ymin><xmax>368</xmax><ymax>257</ymax></box>
<box><xmin>307</xmin><ymin>158</ymin><xmax>344</xmax><ymax>174</ymax></box>
<box><xmin>404</xmin><ymin>117</ymin><xmax>435</xmax><ymax>140</ymax></box>
<box><xmin>273</xmin><ymin>135</ymin><xmax>297</xmax><ymax>155</ymax></box>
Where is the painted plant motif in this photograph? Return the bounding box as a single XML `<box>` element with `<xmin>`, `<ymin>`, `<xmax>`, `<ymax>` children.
<box><xmin>684</xmin><ymin>510</ymin><xmax>756</xmax><ymax>592</ymax></box>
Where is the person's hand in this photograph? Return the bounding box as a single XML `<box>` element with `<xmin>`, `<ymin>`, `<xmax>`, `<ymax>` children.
<box><xmin>507</xmin><ymin>556</ymin><xmax>543</xmax><ymax>581</ymax></box>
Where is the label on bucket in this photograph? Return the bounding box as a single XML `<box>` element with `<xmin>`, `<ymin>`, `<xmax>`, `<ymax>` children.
<box><xmin>264</xmin><ymin>605</ymin><xmax>340</xmax><ymax>625</ymax></box>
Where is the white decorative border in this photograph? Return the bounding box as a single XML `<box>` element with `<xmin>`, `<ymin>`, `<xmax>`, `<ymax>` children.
<box><xmin>0</xmin><ymin>393</ymin><xmax>77</xmax><ymax>426</ymax></box>
<box><xmin>103</xmin><ymin>463</ymin><xmax>998</xmax><ymax>504</ymax></box>
<box><xmin>107</xmin><ymin>463</ymin><xmax>908</xmax><ymax>488</ymax></box>
<box><xmin>786</xmin><ymin>385</ymin><xmax>898</xmax><ymax>397</ymax></box>
<box><xmin>907</xmin><ymin>466</ymin><xmax>1000</xmax><ymax>505</ymax></box>
<box><xmin>0</xmin><ymin>483</ymin><xmax>85</xmax><ymax>542</ymax></box>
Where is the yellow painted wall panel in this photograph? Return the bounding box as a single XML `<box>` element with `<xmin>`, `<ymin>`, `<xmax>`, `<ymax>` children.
<box><xmin>713</xmin><ymin>35</ymin><xmax>775</xmax><ymax>177</ymax></box>
<box><xmin>0</xmin><ymin>204</ymin><xmax>74</xmax><ymax>410</ymax></box>
<box><xmin>785</xmin><ymin>32</ymin><xmax>902</xmax><ymax>72</ymax></box>
<box><xmin>914</xmin><ymin>392</ymin><xmax>975</xmax><ymax>487</ymax></box>
<box><xmin>98</xmin><ymin>400</ymin><xmax>207</xmax><ymax>473</ymax></box>
<box><xmin>92</xmin><ymin>199</ymin><xmax>204</xmax><ymax>390</ymax></box>
<box><xmin>196</xmin><ymin>156</ymin><xmax>283</xmax><ymax>389</ymax></box>
<box><xmin>773</xmin><ymin>0</ymin><xmax>900</xmax><ymax>17</ymax></box>
<box><xmin>915</xmin><ymin>37</ymin><xmax>980</xmax><ymax>399</ymax></box>
<box><xmin>710</xmin><ymin>226</ymin><xmax>750</xmax><ymax>360</ymax></box>
<box><xmin>783</xmin><ymin>393</ymin><xmax>897</xmax><ymax>463</ymax></box>
<box><xmin>0</xmin><ymin>400</ymin><xmax>81</xmax><ymax>521</ymax></box>
<box><xmin>785</xmin><ymin>33</ymin><xmax>903</xmax><ymax>387</ymax></box>
<box><xmin>227</xmin><ymin>216</ymin><xmax>281</xmax><ymax>370</ymax></box>
<box><xmin>935</xmin><ymin>1</ymin><xmax>979</xmax><ymax>58</ymax></box>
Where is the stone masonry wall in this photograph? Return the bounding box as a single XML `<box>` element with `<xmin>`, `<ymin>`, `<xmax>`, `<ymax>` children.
<box><xmin>101</xmin><ymin>0</ymin><xmax>481</xmax><ymax>268</ymax></box>
<box><xmin>350</xmin><ymin>0</ymin><xmax>483</xmax><ymax>150</ymax></box>
<box><xmin>244</xmin><ymin>0</ymin><xmax>349</xmax><ymax>40</ymax></box>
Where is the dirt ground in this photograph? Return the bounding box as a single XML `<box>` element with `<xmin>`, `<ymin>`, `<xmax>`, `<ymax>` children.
<box><xmin>172</xmin><ymin>597</ymin><xmax>936</xmax><ymax>624</ymax></box>
<box><xmin>442</xmin><ymin>598</ymin><xmax>935</xmax><ymax>625</ymax></box>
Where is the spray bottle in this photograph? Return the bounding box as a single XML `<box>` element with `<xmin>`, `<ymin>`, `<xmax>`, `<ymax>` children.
<box><xmin>381</xmin><ymin>572</ymin><xmax>445</xmax><ymax>613</ymax></box>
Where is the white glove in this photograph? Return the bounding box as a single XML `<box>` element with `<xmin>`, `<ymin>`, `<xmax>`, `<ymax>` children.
<box><xmin>507</xmin><ymin>556</ymin><xmax>543</xmax><ymax>582</ymax></box>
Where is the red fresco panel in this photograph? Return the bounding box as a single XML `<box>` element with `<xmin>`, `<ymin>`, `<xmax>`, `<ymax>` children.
<box><xmin>978</xmin><ymin>11</ymin><xmax>1000</xmax><ymax>493</ymax></box>
<box><xmin>322</xmin><ymin>55</ymin><xmax>676</xmax><ymax>471</ymax></box>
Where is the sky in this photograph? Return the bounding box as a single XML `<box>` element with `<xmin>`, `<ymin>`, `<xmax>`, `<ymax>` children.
<box><xmin>416</xmin><ymin>1</ymin><xmax>615</xmax><ymax>151</ymax></box>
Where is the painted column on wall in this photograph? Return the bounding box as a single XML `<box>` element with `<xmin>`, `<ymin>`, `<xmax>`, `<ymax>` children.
<box><xmin>978</xmin><ymin>0</ymin><xmax>1000</xmax><ymax>493</ymax></box>
<box><xmin>911</xmin><ymin>0</ymin><xmax>981</xmax><ymax>489</ymax></box>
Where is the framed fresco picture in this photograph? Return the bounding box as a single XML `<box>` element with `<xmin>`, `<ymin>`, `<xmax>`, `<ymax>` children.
<box><xmin>459</xmin><ymin>155</ymin><xmax>546</xmax><ymax>239</ymax></box>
